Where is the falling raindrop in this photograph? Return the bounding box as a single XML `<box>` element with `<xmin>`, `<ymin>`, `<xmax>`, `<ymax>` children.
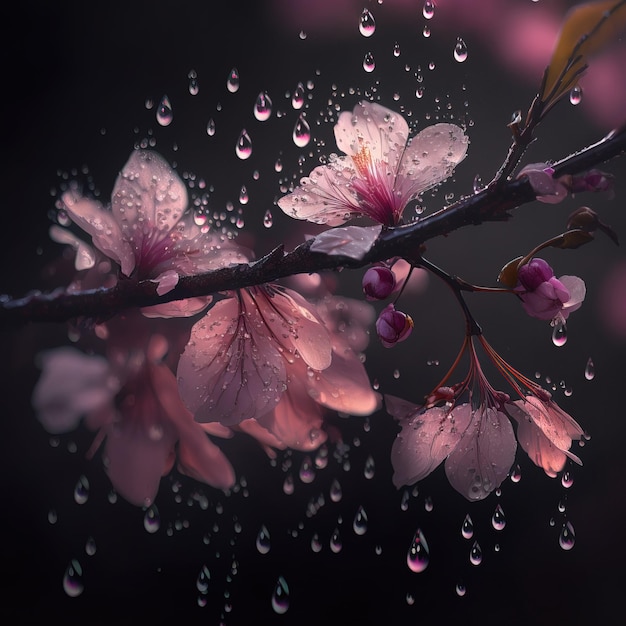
<box><xmin>491</xmin><ymin>504</ymin><xmax>506</xmax><ymax>531</ymax></box>
<box><xmin>424</xmin><ymin>496</ymin><xmax>434</xmax><ymax>512</ymax></box>
<box><xmin>274</xmin><ymin>158</ymin><xmax>283</xmax><ymax>172</ymax></box>
<box><xmin>423</xmin><ymin>26</ymin><xmax>431</xmax><ymax>38</ymax></box>
<box><xmin>188</xmin><ymin>69</ymin><xmax>199</xmax><ymax>95</ymax></box>
<box><xmin>455</xmin><ymin>581</ymin><xmax>467</xmax><ymax>597</ymax></box>
<box><xmin>292</xmin><ymin>114</ymin><xmax>311</xmax><ymax>147</ymax></box>
<box><xmin>470</xmin><ymin>541</ymin><xmax>483</xmax><ymax>565</ymax></box>
<box><xmin>156</xmin><ymin>95</ymin><xmax>173</xmax><ymax>126</ymax></box>
<box><xmin>206</xmin><ymin>118</ymin><xmax>216</xmax><ymax>136</ymax></box>
<box><xmin>329</xmin><ymin>478</ymin><xmax>343</xmax><ymax>503</ymax></box>
<box><xmin>143</xmin><ymin>504</ymin><xmax>160</xmax><ymax>533</ymax></box>
<box><xmin>196</xmin><ymin>565</ymin><xmax>211</xmax><ymax>594</ymax></box>
<box><xmin>330</xmin><ymin>527</ymin><xmax>343</xmax><ymax>553</ymax></box>
<box><xmin>552</xmin><ymin>322</ymin><xmax>567</xmax><ymax>347</ymax></box>
<box><xmin>400</xmin><ymin>489</ymin><xmax>410</xmax><ymax>511</ymax></box>
<box><xmin>559</xmin><ymin>521</ymin><xmax>575</xmax><ymax>550</ymax></box>
<box><xmin>256</xmin><ymin>525</ymin><xmax>271</xmax><ymax>554</ymax></box>
<box><xmin>291</xmin><ymin>82</ymin><xmax>305</xmax><ymax>109</ymax></box>
<box><xmin>393</xmin><ymin>42</ymin><xmax>401</xmax><ymax>57</ymax></box>
<box><xmin>48</xmin><ymin>509</ymin><xmax>57</xmax><ymax>524</ymax></box>
<box><xmin>423</xmin><ymin>0</ymin><xmax>435</xmax><ymax>19</ymax></box>
<box><xmin>235</xmin><ymin>130</ymin><xmax>253</xmax><ymax>159</ymax></box>
<box><xmin>407</xmin><ymin>528</ymin><xmax>430</xmax><ymax>572</ymax></box>
<box><xmin>363</xmin><ymin>51</ymin><xmax>376</xmax><ymax>72</ymax></box>
<box><xmin>461</xmin><ymin>514</ymin><xmax>474</xmax><ymax>539</ymax></box>
<box><xmin>74</xmin><ymin>474</ymin><xmax>89</xmax><ymax>504</ymax></box>
<box><xmin>569</xmin><ymin>85</ymin><xmax>583</xmax><ymax>105</ymax></box>
<box><xmin>227</xmin><ymin>68</ymin><xmax>240</xmax><ymax>93</ymax></box>
<box><xmin>63</xmin><ymin>559</ymin><xmax>84</xmax><ymax>597</ymax></box>
<box><xmin>353</xmin><ymin>505</ymin><xmax>368</xmax><ymax>535</ymax></box>
<box><xmin>311</xmin><ymin>533</ymin><xmax>322</xmax><ymax>553</ymax></box>
<box><xmin>254</xmin><ymin>91</ymin><xmax>273</xmax><ymax>121</ymax></box>
<box><xmin>561</xmin><ymin>471</ymin><xmax>574</xmax><ymax>489</ymax></box>
<box><xmin>363</xmin><ymin>455</ymin><xmax>375</xmax><ymax>479</ymax></box>
<box><xmin>239</xmin><ymin>185</ymin><xmax>249</xmax><ymax>205</ymax></box>
<box><xmin>85</xmin><ymin>536</ymin><xmax>97</xmax><ymax>556</ymax></box>
<box><xmin>454</xmin><ymin>38</ymin><xmax>468</xmax><ymax>62</ymax></box>
<box><xmin>510</xmin><ymin>464</ymin><xmax>522</xmax><ymax>483</ymax></box>
<box><xmin>271</xmin><ymin>576</ymin><xmax>290</xmax><ymax>614</ymax></box>
<box><xmin>283</xmin><ymin>473</ymin><xmax>295</xmax><ymax>495</ymax></box>
<box><xmin>584</xmin><ymin>357</ymin><xmax>595</xmax><ymax>380</ymax></box>
<box><xmin>359</xmin><ymin>8</ymin><xmax>376</xmax><ymax>36</ymax></box>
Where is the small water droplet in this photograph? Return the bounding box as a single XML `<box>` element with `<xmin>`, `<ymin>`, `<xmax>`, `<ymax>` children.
<box><xmin>188</xmin><ymin>69</ymin><xmax>199</xmax><ymax>95</ymax></box>
<box><xmin>330</xmin><ymin>527</ymin><xmax>343</xmax><ymax>553</ymax></box>
<box><xmin>143</xmin><ymin>504</ymin><xmax>160</xmax><ymax>533</ymax></box>
<box><xmin>423</xmin><ymin>1</ymin><xmax>435</xmax><ymax>19</ymax></box>
<box><xmin>469</xmin><ymin>540</ymin><xmax>483</xmax><ymax>565</ymax></box>
<box><xmin>561</xmin><ymin>471</ymin><xmax>574</xmax><ymax>489</ymax></box>
<box><xmin>254</xmin><ymin>91</ymin><xmax>273</xmax><ymax>121</ymax></box>
<box><xmin>559</xmin><ymin>521</ymin><xmax>575</xmax><ymax>550</ymax></box>
<box><xmin>552</xmin><ymin>322</ymin><xmax>567</xmax><ymax>347</ymax></box>
<box><xmin>353</xmin><ymin>505</ymin><xmax>368</xmax><ymax>535</ymax></box>
<box><xmin>510</xmin><ymin>464</ymin><xmax>522</xmax><ymax>483</ymax></box>
<box><xmin>85</xmin><ymin>536</ymin><xmax>97</xmax><ymax>556</ymax></box>
<box><xmin>283</xmin><ymin>473</ymin><xmax>294</xmax><ymax>495</ymax></box>
<box><xmin>239</xmin><ymin>185</ymin><xmax>249</xmax><ymax>205</ymax></box>
<box><xmin>235</xmin><ymin>129</ymin><xmax>252</xmax><ymax>159</ymax></box>
<box><xmin>311</xmin><ymin>532</ymin><xmax>322</xmax><ymax>552</ymax></box>
<box><xmin>292</xmin><ymin>114</ymin><xmax>311</xmax><ymax>147</ymax></box>
<box><xmin>363</xmin><ymin>51</ymin><xmax>376</xmax><ymax>72</ymax></box>
<box><xmin>256</xmin><ymin>524</ymin><xmax>271</xmax><ymax>554</ymax></box>
<box><xmin>423</xmin><ymin>25</ymin><xmax>431</xmax><ymax>38</ymax></box>
<box><xmin>455</xmin><ymin>581</ymin><xmax>467</xmax><ymax>597</ymax></box>
<box><xmin>407</xmin><ymin>528</ymin><xmax>430</xmax><ymax>572</ymax></box>
<box><xmin>63</xmin><ymin>559</ymin><xmax>84</xmax><ymax>597</ymax></box>
<box><xmin>329</xmin><ymin>478</ymin><xmax>343</xmax><ymax>503</ymax></box>
<box><xmin>227</xmin><ymin>68</ymin><xmax>240</xmax><ymax>93</ymax></box>
<box><xmin>393</xmin><ymin>42</ymin><xmax>401</xmax><ymax>57</ymax></box>
<box><xmin>363</xmin><ymin>455</ymin><xmax>375</xmax><ymax>479</ymax></box>
<box><xmin>48</xmin><ymin>509</ymin><xmax>57</xmax><ymax>524</ymax></box>
<box><xmin>406</xmin><ymin>593</ymin><xmax>415</xmax><ymax>605</ymax></box>
<box><xmin>196</xmin><ymin>565</ymin><xmax>211</xmax><ymax>594</ymax></box>
<box><xmin>206</xmin><ymin>118</ymin><xmax>216</xmax><ymax>136</ymax></box>
<box><xmin>454</xmin><ymin>38</ymin><xmax>468</xmax><ymax>62</ymax></box>
<box><xmin>569</xmin><ymin>85</ymin><xmax>583</xmax><ymax>105</ymax></box>
<box><xmin>156</xmin><ymin>95</ymin><xmax>173</xmax><ymax>126</ymax></box>
<box><xmin>584</xmin><ymin>357</ymin><xmax>595</xmax><ymax>380</ymax></box>
<box><xmin>271</xmin><ymin>576</ymin><xmax>290</xmax><ymax>614</ymax></box>
<box><xmin>424</xmin><ymin>496</ymin><xmax>434</xmax><ymax>512</ymax></box>
<box><xmin>461</xmin><ymin>514</ymin><xmax>474</xmax><ymax>539</ymax></box>
<box><xmin>359</xmin><ymin>8</ymin><xmax>376</xmax><ymax>37</ymax></box>
<box><xmin>274</xmin><ymin>158</ymin><xmax>283</xmax><ymax>172</ymax></box>
<box><xmin>291</xmin><ymin>82</ymin><xmax>305</xmax><ymax>109</ymax></box>
<box><xmin>491</xmin><ymin>504</ymin><xmax>506</xmax><ymax>531</ymax></box>
<box><xmin>74</xmin><ymin>475</ymin><xmax>89</xmax><ymax>504</ymax></box>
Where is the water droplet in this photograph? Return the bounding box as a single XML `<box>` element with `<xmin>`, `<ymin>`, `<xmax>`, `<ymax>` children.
<box><xmin>461</xmin><ymin>514</ymin><xmax>474</xmax><ymax>539</ymax></box>
<box><xmin>330</xmin><ymin>527</ymin><xmax>343</xmax><ymax>553</ymax></box>
<box><xmin>584</xmin><ymin>357</ymin><xmax>595</xmax><ymax>380</ymax></box>
<box><xmin>235</xmin><ymin>129</ymin><xmax>252</xmax><ymax>159</ymax></box>
<box><xmin>48</xmin><ymin>509</ymin><xmax>57</xmax><ymax>524</ymax></box>
<box><xmin>274</xmin><ymin>158</ymin><xmax>283</xmax><ymax>172</ymax></box>
<box><xmin>561</xmin><ymin>471</ymin><xmax>574</xmax><ymax>489</ymax></box>
<box><xmin>393</xmin><ymin>42</ymin><xmax>401</xmax><ymax>57</ymax></box>
<box><xmin>156</xmin><ymin>95</ymin><xmax>173</xmax><ymax>126</ymax></box>
<box><xmin>363</xmin><ymin>455</ymin><xmax>375</xmax><ymax>479</ymax></box>
<box><xmin>559</xmin><ymin>521</ymin><xmax>575</xmax><ymax>550</ymax></box>
<box><xmin>407</xmin><ymin>528</ymin><xmax>430</xmax><ymax>572</ymax></box>
<box><xmin>85</xmin><ymin>536</ymin><xmax>97</xmax><ymax>556</ymax></box>
<box><xmin>454</xmin><ymin>38</ymin><xmax>468</xmax><ymax>62</ymax></box>
<box><xmin>227</xmin><ymin>68</ymin><xmax>240</xmax><ymax>93</ymax></box>
<box><xmin>254</xmin><ymin>91</ymin><xmax>273</xmax><ymax>121</ymax></box>
<box><xmin>400</xmin><ymin>489</ymin><xmax>410</xmax><ymax>511</ymax></box>
<box><xmin>363</xmin><ymin>51</ymin><xmax>376</xmax><ymax>72</ymax></box>
<box><xmin>196</xmin><ymin>565</ymin><xmax>211</xmax><ymax>594</ymax></box>
<box><xmin>455</xmin><ymin>581</ymin><xmax>467</xmax><ymax>597</ymax></box>
<box><xmin>510</xmin><ymin>464</ymin><xmax>522</xmax><ymax>483</ymax></box>
<box><xmin>569</xmin><ymin>85</ymin><xmax>583</xmax><ymax>105</ymax></box>
<box><xmin>469</xmin><ymin>540</ymin><xmax>483</xmax><ymax>565</ymax></box>
<box><xmin>291</xmin><ymin>82</ymin><xmax>305</xmax><ymax>109</ymax></box>
<box><xmin>74</xmin><ymin>474</ymin><xmax>89</xmax><ymax>504</ymax></box>
<box><xmin>359</xmin><ymin>8</ymin><xmax>376</xmax><ymax>37</ymax></box>
<box><xmin>310</xmin><ymin>532</ymin><xmax>322</xmax><ymax>552</ymax></box>
<box><xmin>353</xmin><ymin>505</ymin><xmax>368</xmax><ymax>535</ymax></box>
<box><xmin>239</xmin><ymin>185</ymin><xmax>249</xmax><ymax>205</ymax></box>
<box><xmin>423</xmin><ymin>25</ymin><xmax>431</xmax><ymax>38</ymax></box>
<box><xmin>283</xmin><ymin>473</ymin><xmax>294</xmax><ymax>495</ymax></box>
<box><xmin>424</xmin><ymin>496</ymin><xmax>434</xmax><ymax>512</ymax></box>
<box><xmin>256</xmin><ymin>525</ymin><xmax>271</xmax><ymax>554</ymax></box>
<box><xmin>143</xmin><ymin>504</ymin><xmax>160</xmax><ymax>533</ymax></box>
<box><xmin>63</xmin><ymin>559</ymin><xmax>84</xmax><ymax>597</ymax></box>
<box><xmin>188</xmin><ymin>69</ymin><xmax>199</xmax><ymax>95</ymax></box>
<box><xmin>423</xmin><ymin>1</ymin><xmax>435</xmax><ymax>19</ymax></box>
<box><xmin>292</xmin><ymin>114</ymin><xmax>311</xmax><ymax>147</ymax></box>
<box><xmin>271</xmin><ymin>576</ymin><xmax>290</xmax><ymax>614</ymax></box>
<box><xmin>552</xmin><ymin>322</ymin><xmax>567</xmax><ymax>347</ymax></box>
<box><xmin>406</xmin><ymin>593</ymin><xmax>415</xmax><ymax>605</ymax></box>
<box><xmin>206</xmin><ymin>118</ymin><xmax>216</xmax><ymax>136</ymax></box>
<box><xmin>491</xmin><ymin>504</ymin><xmax>506</xmax><ymax>531</ymax></box>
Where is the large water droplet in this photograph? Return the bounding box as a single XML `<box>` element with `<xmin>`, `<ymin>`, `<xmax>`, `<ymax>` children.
<box><xmin>235</xmin><ymin>130</ymin><xmax>253</xmax><ymax>159</ymax></box>
<box><xmin>156</xmin><ymin>95</ymin><xmax>173</xmax><ymax>126</ymax></box>
<box><xmin>406</xmin><ymin>528</ymin><xmax>430</xmax><ymax>572</ymax></box>
<box><xmin>559</xmin><ymin>521</ymin><xmax>576</xmax><ymax>550</ymax></box>
<box><xmin>254</xmin><ymin>91</ymin><xmax>273</xmax><ymax>121</ymax></box>
<box><xmin>256</xmin><ymin>524</ymin><xmax>271</xmax><ymax>554</ymax></box>
<box><xmin>292</xmin><ymin>114</ymin><xmax>311</xmax><ymax>148</ymax></box>
<box><xmin>454</xmin><ymin>38</ymin><xmax>468</xmax><ymax>62</ymax></box>
<box><xmin>552</xmin><ymin>322</ymin><xmax>567</xmax><ymax>347</ymax></box>
<box><xmin>271</xmin><ymin>576</ymin><xmax>290</xmax><ymax>614</ymax></box>
<box><xmin>359</xmin><ymin>9</ymin><xmax>376</xmax><ymax>37</ymax></box>
<box><xmin>584</xmin><ymin>357</ymin><xmax>595</xmax><ymax>380</ymax></box>
<box><xmin>423</xmin><ymin>1</ymin><xmax>435</xmax><ymax>19</ymax></box>
<box><xmin>461</xmin><ymin>514</ymin><xmax>474</xmax><ymax>539</ymax></box>
<box><xmin>143</xmin><ymin>504</ymin><xmax>160</xmax><ymax>533</ymax></box>
<box><xmin>227</xmin><ymin>68</ymin><xmax>240</xmax><ymax>93</ymax></box>
<box><xmin>469</xmin><ymin>540</ymin><xmax>483</xmax><ymax>565</ymax></box>
<box><xmin>491</xmin><ymin>504</ymin><xmax>506</xmax><ymax>531</ymax></box>
<box><xmin>353</xmin><ymin>505</ymin><xmax>368</xmax><ymax>535</ymax></box>
<box><xmin>74</xmin><ymin>474</ymin><xmax>89</xmax><ymax>504</ymax></box>
<box><xmin>363</xmin><ymin>51</ymin><xmax>376</xmax><ymax>72</ymax></box>
<box><xmin>196</xmin><ymin>565</ymin><xmax>211</xmax><ymax>594</ymax></box>
<box><xmin>63</xmin><ymin>559</ymin><xmax>84</xmax><ymax>597</ymax></box>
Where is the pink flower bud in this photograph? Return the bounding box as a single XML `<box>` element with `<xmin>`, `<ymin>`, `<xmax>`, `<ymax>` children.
<box><xmin>362</xmin><ymin>266</ymin><xmax>396</xmax><ymax>301</ymax></box>
<box><xmin>570</xmin><ymin>169</ymin><xmax>614</xmax><ymax>195</ymax></box>
<box><xmin>375</xmin><ymin>303</ymin><xmax>413</xmax><ymax>348</ymax></box>
<box><xmin>517</xmin><ymin>258</ymin><xmax>555</xmax><ymax>290</ymax></box>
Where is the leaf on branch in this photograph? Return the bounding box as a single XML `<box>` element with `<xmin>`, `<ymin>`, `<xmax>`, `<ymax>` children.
<box><xmin>540</xmin><ymin>0</ymin><xmax>626</xmax><ymax>114</ymax></box>
<box><xmin>498</xmin><ymin>256</ymin><xmax>524</xmax><ymax>288</ymax></box>
<box><xmin>309</xmin><ymin>225</ymin><xmax>382</xmax><ymax>260</ymax></box>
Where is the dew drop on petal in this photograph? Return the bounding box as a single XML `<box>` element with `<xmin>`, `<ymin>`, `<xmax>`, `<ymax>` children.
<box><xmin>491</xmin><ymin>504</ymin><xmax>506</xmax><ymax>531</ymax></box>
<box><xmin>353</xmin><ymin>505</ymin><xmax>368</xmax><ymax>535</ymax></box>
<box><xmin>235</xmin><ymin>130</ymin><xmax>252</xmax><ymax>159</ymax></box>
<box><xmin>256</xmin><ymin>524</ymin><xmax>271</xmax><ymax>554</ymax></box>
<box><xmin>359</xmin><ymin>9</ymin><xmax>376</xmax><ymax>37</ymax></box>
<box><xmin>254</xmin><ymin>91</ymin><xmax>273</xmax><ymax>121</ymax></box>
<box><xmin>461</xmin><ymin>514</ymin><xmax>474</xmax><ymax>539</ymax></box>
<box><xmin>74</xmin><ymin>474</ymin><xmax>89</xmax><ymax>504</ymax></box>
<box><xmin>559</xmin><ymin>521</ymin><xmax>576</xmax><ymax>550</ymax></box>
<box><xmin>196</xmin><ymin>565</ymin><xmax>211</xmax><ymax>594</ymax></box>
<box><xmin>569</xmin><ymin>85</ymin><xmax>583</xmax><ymax>105</ymax></box>
<box><xmin>271</xmin><ymin>576</ymin><xmax>290</xmax><ymax>614</ymax></box>
<box><xmin>407</xmin><ymin>528</ymin><xmax>430</xmax><ymax>572</ymax></box>
<box><xmin>363</xmin><ymin>51</ymin><xmax>376</xmax><ymax>72</ymax></box>
<box><xmin>156</xmin><ymin>95</ymin><xmax>174</xmax><ymax>126</ymax></box>
<box><xmin>469</xmin><ymin>540</ymin><xmax>483</xmax><ymax>565</ymax></box>
<box><xmin>63</xmin><ymin>559</ymin><xmax>84</xmax><ymax>597</ymax></box>
<box><xmin>330</xmin><ymin>478</ymin><xmax>343</xmax><ymax>503</ymax></box>
<box><xmin>292</xmin><ymin>114</ymin><xmax>311</xmax><ymax>148</ymax></box>
<box><xmin>584</xmin><ymin>357</ymin><xmax>595</xmax><ymax>380</ymax></box>
<box><xmin>454</xmin><ymin>38</ymin><xmax>468</xmax><ymax>62</ymax></box>
<box><xmin>423</xmin><ymin>0</ymin><xmax>435</xmax><ymax>19</ymax></box>
<box><xmin>227</xmin><ymin>67</ymin><xmax>240</xmax><ymax>93</ymax></box>
<box><xmin>143</xmin><ymin>504</ymin><xmax>160</xmax><ymax>533</ymax></box>
<box><xmin>552</xmin><ymin>322</ymin><xmax>567</xmax><ymax>347</ymax></box>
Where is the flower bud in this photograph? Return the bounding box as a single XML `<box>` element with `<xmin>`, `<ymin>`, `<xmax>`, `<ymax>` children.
<box><xmin>517</xmin><ymin>258</ymin><xmax>554</xmax><ymax>290</ymax></box>
<box><xmin>362</xmin><ymin>266</ymin><xmax>396</xmax><ymax>301</ymax></box>
<box><xmin>375</xmin><ymin>303</ymin><xmax>413</xmax><ymax>348</ymax></box>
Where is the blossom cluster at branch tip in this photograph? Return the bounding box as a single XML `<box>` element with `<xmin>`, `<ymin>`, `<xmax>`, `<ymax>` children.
<box><xmin>514</xmin><ymin>257</ymin><xmax>585</xmax><ymax>324</ymax></box>
<box><xmin>375</xmin><ymin>303</ymin><xmax>413</xmax><ymax>348</ymax></box>
<box><xmin>277</xmin><ymin>100</ymin><xmax>468</xmax><ymax>227</ymax></box>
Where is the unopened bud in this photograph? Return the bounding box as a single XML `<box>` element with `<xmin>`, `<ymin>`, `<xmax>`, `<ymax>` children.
<box><xmin>362</xmin><ymin>266</ymin><xmax>396</xmax><ymax>301</ymax></box>
<box><xmin>375</xmin><ymin>304</ymin><xmax>413</xmax><ymax>348</ymax></box>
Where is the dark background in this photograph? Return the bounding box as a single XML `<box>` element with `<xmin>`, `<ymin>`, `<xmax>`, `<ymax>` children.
<box><xmin>1</xmin><ymin>1</ymin><xmax>626</xmax><ymax>624</ymax></box>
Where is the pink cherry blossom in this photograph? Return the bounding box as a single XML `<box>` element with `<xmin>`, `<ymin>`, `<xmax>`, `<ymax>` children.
<box><xmin>60</xmin><ymin>149</ymin><xmax>249</xmax><ymax>317</ymax></box>
<box><xmin>277</xmin><ymin>101</ymin><xmax>468</xmax><ymax>227</ymax></box>
<box><xmin>32</xmin><ymin>317</ymin><xmax>235</xmax><ymax>507</ymax></box>
<box><xmin>515</xmin><ymin>258</ymin><xmax>586</xmax><ymax>323</ymax></box>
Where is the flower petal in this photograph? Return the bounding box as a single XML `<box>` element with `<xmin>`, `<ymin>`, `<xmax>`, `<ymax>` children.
<box><xmin>513</xmin><ymin>416</ymin><xmax>572</xmax><ymax>477</ymax></box>
<box><xmin>310</xmin><ymin>225</ymin><xmax>382</xmax><ymax>260</ymax></box>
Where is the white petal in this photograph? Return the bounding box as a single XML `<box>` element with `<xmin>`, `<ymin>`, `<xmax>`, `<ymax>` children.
<box><xmin>310</xmin><ymin>225</ymin><xmax>382</xmax><ymax>260</ymax></box>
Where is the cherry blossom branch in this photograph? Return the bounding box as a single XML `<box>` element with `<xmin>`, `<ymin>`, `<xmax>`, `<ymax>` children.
<box><xmin>1</xmin><ymin>126</ymin><xmax>625</xmax><ymax>327</ymax></box>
